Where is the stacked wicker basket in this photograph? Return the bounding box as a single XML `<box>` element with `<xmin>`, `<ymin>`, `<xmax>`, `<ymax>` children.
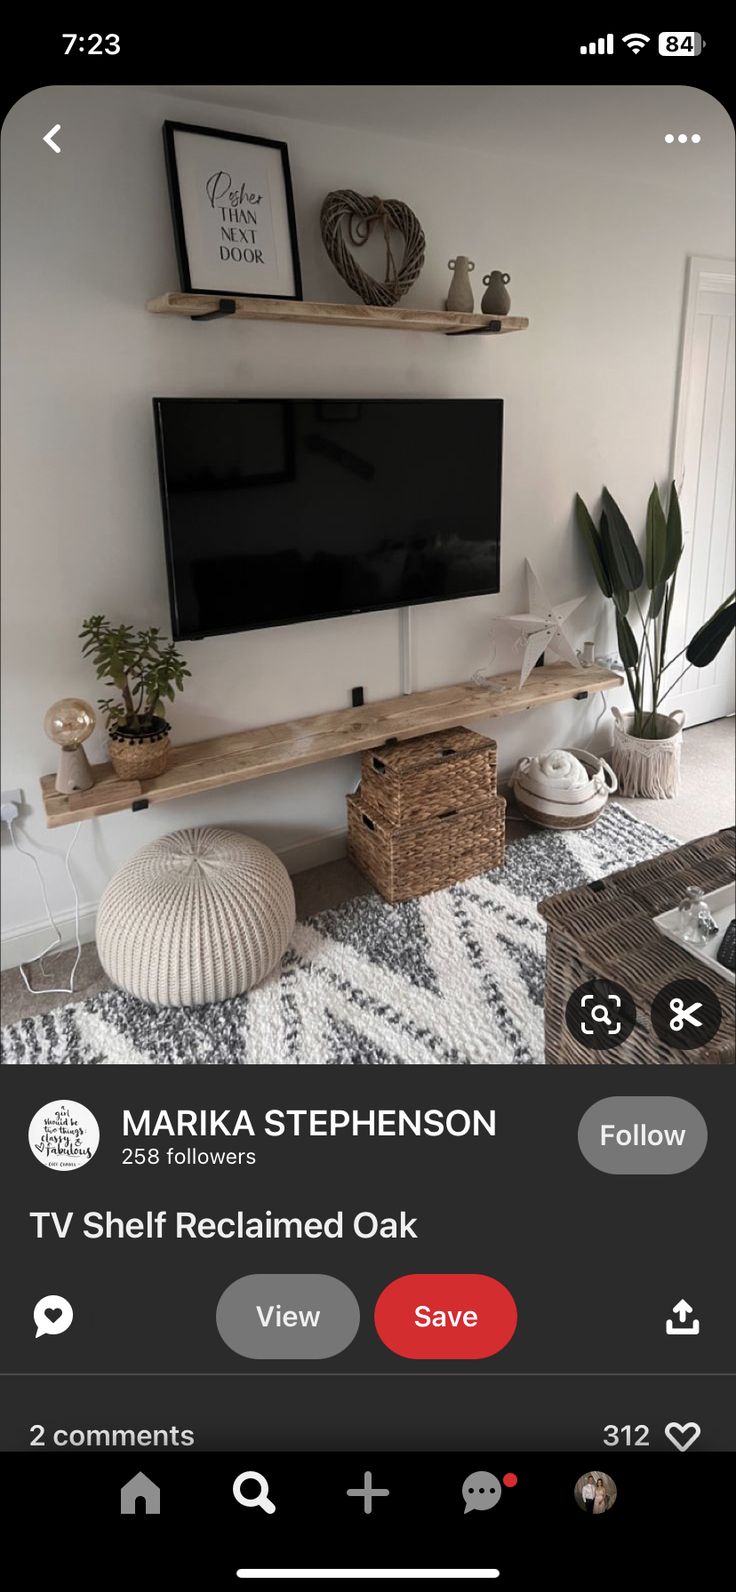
<box><xmin>347</xmin><ymin>726</ymin><xmax>506</xmax><ymax>904</ymax></box>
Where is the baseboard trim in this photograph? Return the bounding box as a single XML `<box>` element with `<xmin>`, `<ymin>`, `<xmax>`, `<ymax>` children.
<box><xmin>0</xmin><ymin>830</ymin><xmax>349</xmax><ymax>971</ymax></box>
<box><xmin>278</xmin><ymin>828</ymin><xmax>348</xmax><ymax>874</ymax></box>
<box><xmin>1</xmin><ymin>904</ymin><xmax>98</xmax><ymax>973</ymax></box>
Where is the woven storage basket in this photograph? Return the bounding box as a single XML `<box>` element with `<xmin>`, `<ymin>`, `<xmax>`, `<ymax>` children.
<box><xmin>347</xmin><ymin>790</ymin><xmax>505</xmax><ymax>904</ymax></box>
<box><xmin>510</xmin><ymin>748</ymin><xmax>617</xmax><ymax>830</ymax></box>
<box><xmin>361</xmin><ymin>727</ymin><xmax>497</xmax><ymax>827</ymax></box>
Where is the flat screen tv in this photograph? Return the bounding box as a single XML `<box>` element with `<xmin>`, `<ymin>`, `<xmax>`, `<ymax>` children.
<box><xmin>153</xmin><ymin>398</ymin><xmax>502</xmax><ymax>640</ymax></box>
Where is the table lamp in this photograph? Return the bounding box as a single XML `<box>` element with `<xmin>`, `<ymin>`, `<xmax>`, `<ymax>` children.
<box><xmin>44</xmin><ymin>698</ymin><xmax>96</xmax><ymax>793</ymax></box>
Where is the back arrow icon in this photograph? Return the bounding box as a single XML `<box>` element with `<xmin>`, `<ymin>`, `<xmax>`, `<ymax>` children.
<box><xmin>43</xmin><ymin>125</ymin><xmax>62</xmax><ymax>153</ymax></box>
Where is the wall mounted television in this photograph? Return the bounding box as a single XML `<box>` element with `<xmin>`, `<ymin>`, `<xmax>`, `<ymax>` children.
<box><xmin>153</xmin><ymin>398</ymin><xmax>503</xmax><ymax>640</ymax></box>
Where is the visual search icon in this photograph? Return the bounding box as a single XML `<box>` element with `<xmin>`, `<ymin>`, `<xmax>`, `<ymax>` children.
<box><xmin>565</xmin><ymin>979</ymin><xmax>636</xmax><ymax>1050</ymax></box>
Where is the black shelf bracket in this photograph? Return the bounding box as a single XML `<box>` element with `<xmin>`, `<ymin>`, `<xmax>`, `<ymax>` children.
<box><xmin>132</xmin><ymin>798</ymin><xmax>150</xmax><ymax>812</ymax></box>
<box><xmin>446</xmin><ymin>320</ymin><xmax>502</xmax><ymax>338</ymax></box>
<box><xmin>574</xmin><ymin>691</ymin><xmax>589</xmax><ymax>701</ymax></box>
<box><xmin>191</xmin><ymin>299</ymin><xmax>237</xmax><ymax>322</ymax></box>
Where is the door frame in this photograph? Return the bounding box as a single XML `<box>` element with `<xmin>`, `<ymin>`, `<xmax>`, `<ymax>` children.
<box><xmin>667</xmin><ymin>254</ymin><xmax>735</xmax><ymax>726</ymax></box>
<box><xmin>671</xmin><ymin>254</ymin><xmax>735</xmax><ymax>487</ymax></box>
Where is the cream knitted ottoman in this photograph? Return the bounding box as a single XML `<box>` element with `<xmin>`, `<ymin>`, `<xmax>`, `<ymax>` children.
<box><xmin>96</xmin><ymin>827</ymin><xmax>296</xmax><ymax>1007</ymax></box>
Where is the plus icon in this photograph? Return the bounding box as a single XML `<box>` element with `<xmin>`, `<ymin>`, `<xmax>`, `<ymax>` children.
<box><xmin>346</xmin><ymin>1470</ymin><xmax>390</xmax><ymax>1515</ymax></box>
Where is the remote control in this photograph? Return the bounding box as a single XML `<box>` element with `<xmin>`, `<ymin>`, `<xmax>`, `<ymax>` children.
<box><xmin>716</xmin><ymin>918</ymin><xmax>736</xmax><ymax>973</ymax></box>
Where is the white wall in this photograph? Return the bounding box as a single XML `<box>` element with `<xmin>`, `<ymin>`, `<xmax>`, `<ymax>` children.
<box><xmin>1</xmin><ymin>83</ymin><xmax>733</xmax><ymax>965</ymax></box>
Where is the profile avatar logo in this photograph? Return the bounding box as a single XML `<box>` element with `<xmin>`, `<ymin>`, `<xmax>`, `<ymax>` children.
<box><xmin>28</xmin><ymin>1100</ymin><xmax>100</xmax><ymax>1171</ymax></box>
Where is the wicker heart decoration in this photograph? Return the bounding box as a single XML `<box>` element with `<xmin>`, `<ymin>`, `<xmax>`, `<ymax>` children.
<box><xmin>320</xmin><ymin>189</ymin><xmax>426</xmax><ymax>307</ymax></box>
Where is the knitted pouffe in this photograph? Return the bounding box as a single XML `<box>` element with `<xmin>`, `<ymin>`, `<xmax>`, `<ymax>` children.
<box><xmin>96</xmin><ymin>827</ymin><xmax>296</xmax><ymax>1007</ymax></box>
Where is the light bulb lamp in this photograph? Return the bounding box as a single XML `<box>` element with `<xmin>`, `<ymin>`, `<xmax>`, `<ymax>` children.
<box><xmin>44</xmin><ymin>698</ymin><xmax>96</xmax><ymax>793</ymax></box>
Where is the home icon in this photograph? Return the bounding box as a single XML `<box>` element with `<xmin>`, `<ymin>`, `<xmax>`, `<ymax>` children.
<box><xmin>120</xmin><ymin>1472</ymin><xmax>161</xmax><ymax>1515</ymax></box>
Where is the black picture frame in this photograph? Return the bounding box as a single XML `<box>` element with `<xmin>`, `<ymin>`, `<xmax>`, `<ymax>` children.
<box><xmin>162</xmin><ymin>120</ymin><xmax>303</xmax><ymax>301</ymax></box>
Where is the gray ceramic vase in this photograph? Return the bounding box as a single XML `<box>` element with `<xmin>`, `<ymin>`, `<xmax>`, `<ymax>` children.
<box><xmin>481</xmin><ymin>271</ymin><xmax>511</xmax><ymax>315</ymax></box>
<box><xmin>446</xmin><ymin>256</ymin><xmax>475</xmax><ymax>312</ymax></box>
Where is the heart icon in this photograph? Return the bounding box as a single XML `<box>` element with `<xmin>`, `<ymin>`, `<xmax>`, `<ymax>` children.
<box><xmin>665</xmin><ymin>1422</ymin><xmax>701</xmax><ymax>1452</ymax></box>
<box><xmin>45</xmin><ymin>1308</ymin><xmax>63</xmax><ymax>1324</ymax></box>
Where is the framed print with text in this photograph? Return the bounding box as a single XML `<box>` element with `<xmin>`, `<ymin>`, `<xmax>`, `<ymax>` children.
<box><xmin>163</xmin><ymin>121</ymin><xmax>303</xmax><ymax>300</ymax></box>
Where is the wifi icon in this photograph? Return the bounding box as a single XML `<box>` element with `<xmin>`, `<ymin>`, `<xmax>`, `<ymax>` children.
<box><xmin>622</xmin><ymin>32</ymin><xmax>650</xmax><ymax>53</ymax></box>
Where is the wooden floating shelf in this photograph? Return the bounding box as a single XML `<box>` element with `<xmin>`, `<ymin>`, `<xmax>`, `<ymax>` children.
<box><xmin>41</xmin><ymin>664</ymin><xmax>621</xmax><ymax>828</ymax></box>
<box><xmin>146</xmin><ymin>292</ymin><xmax>529</xmax><ymax>337</ymax></box>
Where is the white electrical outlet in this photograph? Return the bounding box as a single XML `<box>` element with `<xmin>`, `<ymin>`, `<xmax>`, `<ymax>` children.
<box><xmin>1</xmin><ymin>789</ymin><xmax>23</xmax><ymax>808</ymax></box>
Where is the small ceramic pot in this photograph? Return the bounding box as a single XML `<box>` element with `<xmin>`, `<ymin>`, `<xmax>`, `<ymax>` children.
<box><xmin>481</xmin><ymin>271</ymin><xmax>511</xmax><ymax>315</ymax></box>
<box><xmin>446</xmin><ymin>256</ymin><xmax>475</xmax><ymax>312</ymax></box>
<box><xmin>108</xmin><ymin>716</ymin><xmax>171</xmax><ymax>781</ymax></box>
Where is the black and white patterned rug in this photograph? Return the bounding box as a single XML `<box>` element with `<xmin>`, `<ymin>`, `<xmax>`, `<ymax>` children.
<box><xmin>1</xmin><ymin>806</ymin><xmax>674</xmax><ymax>1066</ymax></box>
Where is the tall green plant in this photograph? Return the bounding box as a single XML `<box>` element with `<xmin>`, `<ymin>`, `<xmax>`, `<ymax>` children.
<box><xmin>575</xmin><ymin>483</ymin><xmax>735</xmax><ymax>738</ymax></box>
<box><xmin>80</xmin><ymin>615</ymin><xmax>190</xmax><ymax>731</ymax></box>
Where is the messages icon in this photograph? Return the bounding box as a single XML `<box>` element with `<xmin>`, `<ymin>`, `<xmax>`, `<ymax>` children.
<box><xmin>462</xmin><ymin>1471</ymin><xmax>502</xmax><ymax>1513</ymax></box>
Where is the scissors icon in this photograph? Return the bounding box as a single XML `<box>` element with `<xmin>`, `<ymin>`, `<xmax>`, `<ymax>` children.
<box><xmin>669</xmin><ymin>997</ymin><xmax>703</xmax><ymax>1031</ymax></box>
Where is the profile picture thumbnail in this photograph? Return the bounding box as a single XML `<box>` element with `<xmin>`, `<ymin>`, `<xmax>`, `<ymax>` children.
<box><xmin>575</xmin><ymin>1470</ymin><xmax>617</xmax><ymax>1515</ymax></box>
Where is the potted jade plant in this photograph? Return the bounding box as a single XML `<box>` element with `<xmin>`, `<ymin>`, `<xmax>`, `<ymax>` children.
<box><xmin>80</xmin><ymin>615</ymin><xmax>190</xmax><ymax>780</ymax></box>
<box><xmin>575</xmin><ymin>483</ymin><xmax>735</xmax><ymax>797</ymax></box>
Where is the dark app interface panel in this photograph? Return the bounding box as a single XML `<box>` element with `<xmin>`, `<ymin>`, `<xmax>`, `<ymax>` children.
<box><xmin>1</xmin><ymin>32</ymin><xmax>734</xmax><ymax>1586</ymax></box>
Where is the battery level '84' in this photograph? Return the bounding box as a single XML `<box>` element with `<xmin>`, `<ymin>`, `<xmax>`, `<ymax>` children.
<box><xmin>63</xmin><ymin>34</ymin><xmax>120</xmax><ymax>54</ymax></box>
<box><xmin>658</xmin><ymin>31</ymin><xmax>704</xmax><ymax>55</ymax></box>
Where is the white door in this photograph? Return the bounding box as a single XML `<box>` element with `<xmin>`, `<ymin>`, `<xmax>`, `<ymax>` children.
<box><xmin>667</xmin><ymin>256</ymin><xmax>735</xmax><ymax>726</ymax></box>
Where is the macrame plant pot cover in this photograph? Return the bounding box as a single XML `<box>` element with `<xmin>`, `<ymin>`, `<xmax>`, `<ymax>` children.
<box><xmin>108</xmin><ymin>716</ymin><xmax>171</xmax><ymax>780</ymax></box>
<box><xmin>610</xmin><ymin>708</ymin><xmax>685</xmax><ymax>798</ymax></box>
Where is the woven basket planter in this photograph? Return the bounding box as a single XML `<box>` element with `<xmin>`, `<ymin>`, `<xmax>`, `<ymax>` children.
<box><xmin>108</xmin><ymin>716</ymin><xmax>171</xmax><ymax>781</ymax></box>
<box><xmin>347</xmin><ymin>790</ymin><xmax>506</xmax><ymax>904</ymax></box>
<box><xmin>610</xmin><ymin>708</ymin><xmax>685</xmax><ymax>798</ymax></box>
<box><xmin>361</xmin><ymin>727</ymin><xmax>497</xmax><ymax>827</ymax></box>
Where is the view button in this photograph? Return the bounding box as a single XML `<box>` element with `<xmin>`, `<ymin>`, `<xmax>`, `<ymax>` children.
<box><xmin>217</xmin><ymin>1274</ymin><xmax>360</xmax><ymax>1359</ymax></box>
<box><xmin>375</xmin><ymin>1274</ymin><xmax>518</xmax><ymax>1359</ymax></box>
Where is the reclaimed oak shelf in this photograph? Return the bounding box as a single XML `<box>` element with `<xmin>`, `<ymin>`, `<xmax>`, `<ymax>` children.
<box><xmin>40</xmin><ymin>664</ymin><xmax>621</xmax><ymax>828</ymax></box>
<box><xmin>146</xmin><ymin>293</ymin><xmax>529</xmax><ymax>337</ymax></box>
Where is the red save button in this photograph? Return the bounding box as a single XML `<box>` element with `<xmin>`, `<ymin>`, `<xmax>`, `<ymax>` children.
<box><xmin>375</xmin><ymin>1274</ymin><xmax>518</xmax><ymax>1360</ymax></box>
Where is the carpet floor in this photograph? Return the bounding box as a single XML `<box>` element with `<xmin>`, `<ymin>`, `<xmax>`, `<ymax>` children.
<box><xmin>0</xmin><ymin>805</ymin><xmax>675</xmax><ymax>1067</ymax></box>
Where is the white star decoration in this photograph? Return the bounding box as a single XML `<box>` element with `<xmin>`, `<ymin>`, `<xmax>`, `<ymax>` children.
<box><xmin>497</xmin><ymin>561</ymin><xmax>585</xmax><ymax>688</ymax></box>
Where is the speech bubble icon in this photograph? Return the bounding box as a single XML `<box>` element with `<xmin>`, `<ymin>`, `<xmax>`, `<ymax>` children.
<box><xmin>463</xmin><ymin>1470</ymin><xmax>502</xmax><ymax>1513</ymax></box>
<box><xmin>34</xmin><ymin>1295</ymin><xmax>73</xmax><ymax>1338</ymax></box>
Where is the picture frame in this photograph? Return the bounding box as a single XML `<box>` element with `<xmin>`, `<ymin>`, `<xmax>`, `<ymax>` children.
<box><xmin>162</xmin><ymin>120</ymin><xmax>303</xmax><ymax>301</ymax></box>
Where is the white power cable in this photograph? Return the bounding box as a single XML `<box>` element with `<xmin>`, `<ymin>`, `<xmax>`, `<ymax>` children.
<box><xmin>5</xmin><ymin>816</ymin><xmax>83</xmax><ymax>995</ymax></box>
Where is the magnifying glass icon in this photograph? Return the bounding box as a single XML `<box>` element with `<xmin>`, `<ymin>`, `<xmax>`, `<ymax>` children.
<box><xmin>233</xmin><ymin>1470</ymin><xmax>276</xmax><ymax>1514</ymax></box>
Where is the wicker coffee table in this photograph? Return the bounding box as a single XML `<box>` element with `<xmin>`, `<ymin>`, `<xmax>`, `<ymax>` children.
<box><xmin>538</xmin><ymin>828</ymin><xmax>735</xmax><ymax>1065</ymax></box>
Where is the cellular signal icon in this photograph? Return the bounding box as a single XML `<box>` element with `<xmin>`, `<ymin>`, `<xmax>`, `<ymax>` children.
<box><xmin>622</xmin><ymin>32</ymin><xmax>651</xmax><ymax>53</ymax></box>
<box><xmin>580</xmin><ymin>33</ymin><xmax>614</xmax><ymax>54</ymax></box>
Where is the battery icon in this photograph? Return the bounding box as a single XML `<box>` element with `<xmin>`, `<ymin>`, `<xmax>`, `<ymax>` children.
<box><xmin>658</xmin><ymin>31</ymin><xmax>704</xmax><ymax>55</ymax></box>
